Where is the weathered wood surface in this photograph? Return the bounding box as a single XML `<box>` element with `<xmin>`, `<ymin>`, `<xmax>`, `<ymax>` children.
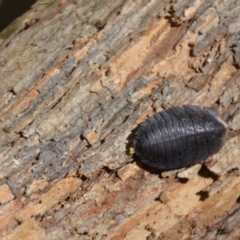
<box><xmin>0</xmin><ymin>0</ymin><xmax>240</xmax><ymax>239</ymax></box>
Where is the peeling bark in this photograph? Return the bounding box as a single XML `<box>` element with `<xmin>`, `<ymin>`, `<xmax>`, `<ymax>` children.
<box><xmin>0</xmin><ymin>0</ymin><xmax>240</xmax><ymax>239</ymax></box>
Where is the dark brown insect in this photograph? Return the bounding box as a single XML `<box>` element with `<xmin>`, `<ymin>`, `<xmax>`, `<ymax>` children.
<box><xmin>133</xmin><ymin>105</ymin><xmax>227</xmax><ymax>170</ymax></box>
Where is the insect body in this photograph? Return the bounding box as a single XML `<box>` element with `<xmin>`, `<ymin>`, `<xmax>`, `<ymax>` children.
<box><xmin>133</xmin><ymin>105</ymin><xmax>227</xmax><ymax>169</ymax></box>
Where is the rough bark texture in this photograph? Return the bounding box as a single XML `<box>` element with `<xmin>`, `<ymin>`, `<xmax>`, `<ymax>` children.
<box><xmin>0</xmin><ymin>0</ymin><xmax>240</xmax><ymax>239</ymax></box>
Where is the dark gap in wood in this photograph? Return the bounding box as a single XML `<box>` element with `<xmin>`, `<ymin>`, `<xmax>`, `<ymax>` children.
<box><xmin>196</xmin><ymin>190</ymin><xmax>209</xmax><ymax>201</ymax></box>
<box><xmin>198</xmin><ymin>164</ymin><xmax>219</xmax><ymax>181</ymax></box>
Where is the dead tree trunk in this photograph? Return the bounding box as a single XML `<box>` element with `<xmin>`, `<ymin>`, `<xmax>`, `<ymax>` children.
<box><xmin>1</xmin><ymin>0</ymin><xmax>240</xmax><ymax>239</ymax></box>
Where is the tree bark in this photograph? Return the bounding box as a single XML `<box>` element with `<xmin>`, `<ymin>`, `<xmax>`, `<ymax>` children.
<box><xmin>0</xmin><ymin>0</ymin><xmax>240</xmax><ymax>239</ymax></box>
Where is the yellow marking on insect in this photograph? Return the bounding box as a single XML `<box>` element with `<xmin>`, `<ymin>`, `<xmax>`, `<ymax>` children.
<box><xmin>129</xmin><ymin>147</ymin><xmax>135</xmax><ymax>155</ymax></box>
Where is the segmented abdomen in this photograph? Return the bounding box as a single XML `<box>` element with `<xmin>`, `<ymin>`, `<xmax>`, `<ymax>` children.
<box><xmin>133</xmin><ymin>105</ymin><xmax>227</xmax><ymax>169</ymax></box>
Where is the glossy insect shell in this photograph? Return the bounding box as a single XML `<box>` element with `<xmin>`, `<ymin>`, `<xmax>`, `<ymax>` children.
<box><xmin>133</xmin><ymin>105</ymin><xmax>227</xmax><ymax>170</ymax></box>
